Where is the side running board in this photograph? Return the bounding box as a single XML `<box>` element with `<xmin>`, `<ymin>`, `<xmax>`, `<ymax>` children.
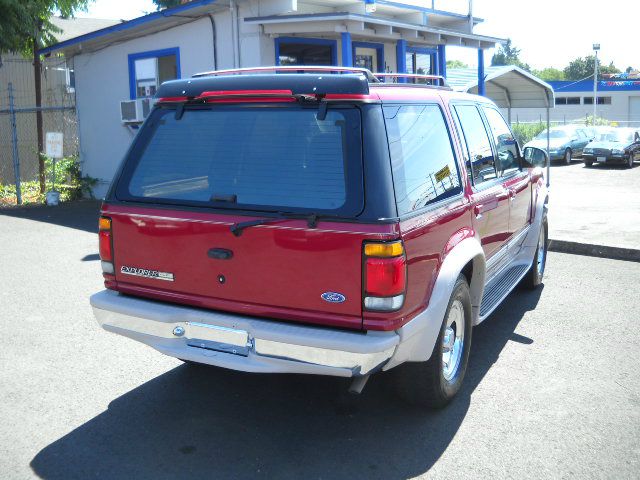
<box><xmin>479</xmin><ymin>264</ymin><xmax>529</xmax><ymax>319</ymax></box>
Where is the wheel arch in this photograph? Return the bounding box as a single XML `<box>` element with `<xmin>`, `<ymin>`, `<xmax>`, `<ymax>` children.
<box><xmin>385</xmin><ymin>236</ymin><xmax>486</xmax><ymax>368</ymax></box>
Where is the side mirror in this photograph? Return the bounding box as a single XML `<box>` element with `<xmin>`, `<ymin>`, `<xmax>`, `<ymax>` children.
<box><xmin>523</xmin><ymin>146</ymin><xmax>548</xmax><ymax>168</ymax></box>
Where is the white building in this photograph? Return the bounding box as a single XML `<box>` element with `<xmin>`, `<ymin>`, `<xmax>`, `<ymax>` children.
<box><xmin>40</xmin><ymin>0</ymin><xmax>506</xmax><ymax>198</ymax></box>
<box><xmin>539</xmin><ymin>79</ymin><xmax>640</xmax><ymax>127</ymax></box>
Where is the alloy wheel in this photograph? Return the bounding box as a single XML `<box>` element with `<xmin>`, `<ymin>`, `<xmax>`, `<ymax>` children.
<box><xmin>442</xmin><ymin>299</ymin><xmax>465</xmax><ymax>381</ymax></box>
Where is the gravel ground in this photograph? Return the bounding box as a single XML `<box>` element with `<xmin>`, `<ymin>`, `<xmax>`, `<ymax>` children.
<box><xmin>0</xmin><ymin>202</ymin><xmax>638</xmax><ymax>480</ymax></box>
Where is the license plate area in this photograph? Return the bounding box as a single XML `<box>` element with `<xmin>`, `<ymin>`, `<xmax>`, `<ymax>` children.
<box><xmin>187</xmin><ymin>338</ymin><xmax>250</xmax><ymax>356</ymax></box>
<box><xmin>597</xmin><ymin>156</ymin><xmax>607</xmax><ymax>163</ymax></box>
<box><xmin>185</xmin><ymin>322</ymin><xmax>250</xmax><ymax>356</ymax></box>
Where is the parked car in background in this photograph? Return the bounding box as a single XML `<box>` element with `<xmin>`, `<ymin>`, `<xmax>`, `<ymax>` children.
<box><xmin>524</xmin><ymin>125</ymin><xmax>593</xmax><ymax>165</ymax></box>
<box><xmin>582</xmin><ymin>128</ymin><xmax>640</xmax><ymax>168</ymax></box>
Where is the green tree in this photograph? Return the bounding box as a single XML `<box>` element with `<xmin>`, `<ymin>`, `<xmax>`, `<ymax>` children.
<box><xmin>0</xmin><ymin>0</ymin><xmax>91</xmax><ymax>193</ymax></box>
<box><xmin>533</xmin><ymin>67</ymin><xmax>565</xmax><ymax>81</ymax></box>
<box><xmin>152</xmin><ymin>0</ymin><xmax>183</xmax><ymax>8</ymax></box>
<box><xmin>491</xmin><ymin>39</ymin><xmax>530</xmax><ymax>71</ymax></box>
<box><xmin>446</xmin><ymin>59</ymin><xmax>468</xmax><ymax>69</ymax></box>
<box><xmin>563</xmin><ymin>55</ymin><xmax>621</xmax><ymax>80</ymax></box>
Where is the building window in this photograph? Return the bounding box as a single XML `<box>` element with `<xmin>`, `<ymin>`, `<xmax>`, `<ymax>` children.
<box><xmin>275</xmin><ymin>37</ymin><xmax>337</xmax><ymax>66</ymax></box>
<box><xmin>584</xmin><ymin>96</ymin><xmax>612</xmax><ymax>105</ymax></box>
<box><xmin>128</xmin><ymin>48</ymin><xmax>180</xmax><ymax>100</ymax></box>
<box><xmin>405</xmin><ymin>47</ymin><xmax>436</xmax><ymax>83</ymax></box>
<box><xmin>555</xmin><ymin>97</ymin><xmax>580</xmax><ymax>105</ymax></box>
<box><xmin>352</xmin><ymin>42</ymin><xmax>384</xmax><ymax>72</ymax></box>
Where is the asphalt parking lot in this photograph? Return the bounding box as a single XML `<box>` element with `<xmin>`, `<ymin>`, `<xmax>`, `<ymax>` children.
<box><xmin>548</xmin><ymin>159</ymin><xmax>640</xmax><ymax>250</ymax></box>
<box><xmin>1</xmin><ymin>202</ymin><xmax>639</xmax><ymax>480</ymax></box>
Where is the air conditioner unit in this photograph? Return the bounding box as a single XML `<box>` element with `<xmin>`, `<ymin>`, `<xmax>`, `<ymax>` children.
<box><xmin>120</xmin><ymin>98</ymin><xmax>156</xmax><ymax>124</ymax></box>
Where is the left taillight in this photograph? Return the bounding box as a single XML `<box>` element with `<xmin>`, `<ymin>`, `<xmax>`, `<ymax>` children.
<box><xmin>98</xmin><ymin>216</ymin><xmax>114</xmax><ymax>275</ymax></box>
<box><xmin>363</xmin><ymin>240</ymin><xmax>407</xmax><ymax>312</ymax></box>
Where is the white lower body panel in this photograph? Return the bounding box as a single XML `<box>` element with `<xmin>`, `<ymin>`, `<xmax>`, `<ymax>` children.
<box><xmin>91</xmin><ymin>290</ymin><xmax>399</xmax><ymax>377</ymax></box>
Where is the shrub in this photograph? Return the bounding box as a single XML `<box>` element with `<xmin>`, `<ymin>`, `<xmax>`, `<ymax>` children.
<box><xmin>511</xmin><ymin>122</ymin><xmax>548</xmax><ymax>145</ymax></box>
<box><xmin>0</xmin><ymin>154</ymin><xmax>98</xmax><ymax>207</ymax></box>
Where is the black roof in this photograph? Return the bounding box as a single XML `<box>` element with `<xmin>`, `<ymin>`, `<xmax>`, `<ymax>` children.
<box><xmin>156</xmin><ymin>74</ymin><xmax>371</xmax><ymax>99</ymax></box>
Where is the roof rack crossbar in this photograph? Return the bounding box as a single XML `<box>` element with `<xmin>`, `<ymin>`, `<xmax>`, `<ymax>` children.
<box><xmin>374</xmin><ymin>73</ymin><xmax>451</xmax><ymax>89</ymax></box>
<box><xmin>193</xmin><ymin>65</ymin><xmax>380</xmax><ymax>83</ymax></box>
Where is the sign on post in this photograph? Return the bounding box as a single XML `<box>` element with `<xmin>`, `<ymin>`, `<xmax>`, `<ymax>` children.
<box><xmin>45</xmin><ymin>132</ymin><xmax>64</xmax><ymax>159</ymax></box>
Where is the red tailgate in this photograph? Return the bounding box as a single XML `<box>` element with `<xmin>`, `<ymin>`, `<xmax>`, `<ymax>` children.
<box><xmin>104</xmin><ymin>205</ymin><xmax>396</xmax><ymax>330</ymax></box>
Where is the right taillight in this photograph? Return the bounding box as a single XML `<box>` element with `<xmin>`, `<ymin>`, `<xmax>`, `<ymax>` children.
<box><xmin>363</xmin><ymin>240</ymin><xmax>406</xmax><ymax>312</ymax></box>
<box><xmin>98</xmin><ymin>216</ymin><xmax>114</xmax><ymax>275</ymax></box>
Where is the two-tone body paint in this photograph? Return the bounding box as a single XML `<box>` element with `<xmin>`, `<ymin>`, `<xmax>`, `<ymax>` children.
<box><xmin>102</xmin><ymin>87</ymin><xmax>537</xmax><ymax>335</ymax></box>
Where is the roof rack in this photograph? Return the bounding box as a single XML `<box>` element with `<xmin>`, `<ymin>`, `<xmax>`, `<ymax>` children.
<box><xmin>193</xmin><ymin>65</ymin><xmax>380</xmax><ymax>83</ymax></box>
<box><xmin>374</xmin><ymin>73</ymin><xmax>451</xmax><ymax>89</ymax></box>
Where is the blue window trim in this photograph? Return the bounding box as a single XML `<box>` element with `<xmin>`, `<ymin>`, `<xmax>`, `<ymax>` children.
<box><xmin>437</xmin><ymin>44</ymin><xmax>446</xmax><ymax>78</ymax></box>
<box><xmin>128</xmin><ymin>47</ymin><xmax>181</xmax><ymax>100</ymax></box>
<box><xmin>405</xmin><ymin>46</ymin><xmax>438</xmax><ymax>76</ymax></box>
<box><xmin>352</xmin><ymin>41</ymin><xmax>385</xmax><ymax>73</ymax></box>
<box><xmin>274</xmin><ymin>37</ymin><xmax>338</xmax><ymax>66</ymax></box>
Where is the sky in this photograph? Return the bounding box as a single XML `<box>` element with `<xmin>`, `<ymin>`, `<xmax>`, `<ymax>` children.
<box><xmin>76</xmin><ymin>0</ymin><xmax>638</xmax><ymax>71</ymax></box>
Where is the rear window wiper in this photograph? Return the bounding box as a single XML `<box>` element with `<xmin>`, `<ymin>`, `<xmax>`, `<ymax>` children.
<box><xmin>230</xmin><ymin>212</ymin><xmax>322</xmax><ymax>237</ymax></box>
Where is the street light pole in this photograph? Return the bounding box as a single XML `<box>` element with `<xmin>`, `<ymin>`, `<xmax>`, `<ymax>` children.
<box><xmin>593</xmin><ymin>43</ymin><xmax>600</xmax><ymax>124</ymax></box>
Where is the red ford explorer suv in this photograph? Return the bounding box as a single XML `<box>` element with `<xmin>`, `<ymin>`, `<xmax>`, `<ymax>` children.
<box><xmin>91</xmin><ymin>66</ymin><xmax>549</xmax><ymax>408</ymax></box>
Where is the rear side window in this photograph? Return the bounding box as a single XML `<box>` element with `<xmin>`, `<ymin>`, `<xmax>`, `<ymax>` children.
<box><xmin>453</xmin><ymin>105</ymin><xmax>497</xmax><ymax>185</ymax></box>
<box><xmin>384</xmin><ymin>105</ymin><xmax>462</xmax><ymax>215</ymax></box>
<box><xmin>482</xmin><ymin>107</ymin><xmax>520</xmax><ymax>175</ymax></box>
<box><xmin>117</xmin><ymin>106</ymin><xmax>363</xmax><ymax>214</ymax></box>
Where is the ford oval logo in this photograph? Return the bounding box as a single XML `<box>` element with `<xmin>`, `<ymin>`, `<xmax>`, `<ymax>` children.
<box><xmin>321</xmin><ymin>292</ymin><xmax>346</xmax><ymax>303</ymax></box>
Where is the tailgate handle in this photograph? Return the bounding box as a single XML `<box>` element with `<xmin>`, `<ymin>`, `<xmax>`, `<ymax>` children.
<box><xmin>208</xmin><ymin>248</ymin><xmax>234</xmax><ymax>260</ymax></box>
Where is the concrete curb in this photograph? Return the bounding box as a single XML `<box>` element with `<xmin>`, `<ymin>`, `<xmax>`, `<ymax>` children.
<box><xmin>549</xmin><ymin>239</ymin><xmax>640</xmax><ymax>263</ymax></box>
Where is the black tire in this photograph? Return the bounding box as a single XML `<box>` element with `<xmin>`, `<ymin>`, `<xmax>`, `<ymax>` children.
<box><xmin>394</xmin><ymin>275</ymin><xmax>472</xmax><ymax>409</ymax></box>
<box><xmin>564</xmin><ymin>148</ymin><xmax>572</xmax><ymax>165</ymax></box>
<box><xmin>584</xmin><ymin>160</ymin><xmax>593</xmax><ymax>168</ymax></box>
<box><xmin>627</xmin><ymin>154</ymin><xmax>634</xmax><ymax>169</ymax></box>
<box><xmin>521</xmin><ymin>215</ymin><xmax>548</xmax><ymax>289</ymax></box>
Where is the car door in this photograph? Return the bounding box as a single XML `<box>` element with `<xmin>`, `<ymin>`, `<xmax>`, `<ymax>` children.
<box><xmin>451</xmin><ymin>104</ymin><xmax>511</xmax><ymax>263</ymax></box>
<box><xmin>573</xmin><ymin>129</ymin><xmax>590</xmax><ymax>155</ymax></box>
<box><xmin>481</xmin><ymin>106</ymin><xmax>532</xmax><ymax>240</ymax></box>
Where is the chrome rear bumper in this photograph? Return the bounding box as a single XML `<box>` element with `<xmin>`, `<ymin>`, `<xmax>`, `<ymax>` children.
<box><xmin>90</xmin><ymin>290</ymin><xmax>399</xmax><ymax>377</ymax></box>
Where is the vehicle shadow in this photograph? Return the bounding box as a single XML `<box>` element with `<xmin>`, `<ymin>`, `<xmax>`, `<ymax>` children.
<box><xmin>0</xmin><ymin>200</ymin><xmax>100</xmax><ymax>233</ymax></box>
<box><xmin>30</xmin><ymin>286</ymin><xmax>544</xmax><ymax>480</ymax></box>
<box><xmin>582</xmin><ymin>163</ymin><xmax>638</xmax><ymax>170</ymax></box>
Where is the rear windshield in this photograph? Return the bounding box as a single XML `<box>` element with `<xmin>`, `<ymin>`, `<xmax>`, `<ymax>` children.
<box><xmin>116</xmin><ymin>105</ymin><xmax>363</xmax><ymax>214</ymax></box>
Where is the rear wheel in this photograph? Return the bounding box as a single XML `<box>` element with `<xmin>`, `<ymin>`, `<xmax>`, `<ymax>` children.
<box><xmin>564</xmin><ymin>148</ymin><xmax>572</xmax><ymax>165</ymax></box>
<box><xmin>395</xmin><ymin>275</ymin><xmax>472</xmax><ymax>409</ymax></box>
<box><xmin>521</xmin><ymin>215</ymin><xmax>548</xmax><ymax>289</ymax></box>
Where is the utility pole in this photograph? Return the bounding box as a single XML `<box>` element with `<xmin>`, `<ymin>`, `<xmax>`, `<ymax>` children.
<box><xmin>592</xmin><ymin>43</ymin><xmax>600</xmax><ymax>124</ymax></box>
<box><xmin>33</xmin><ymin>20</ymin><xmax>45</xmax><ymax>193</ymax></box>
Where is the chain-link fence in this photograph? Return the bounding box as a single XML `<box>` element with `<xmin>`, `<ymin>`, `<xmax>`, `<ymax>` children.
<box><xmin>0</xmin><ymin>55</ymin><xmax>78</xmax><ymax>204</ymax></box>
